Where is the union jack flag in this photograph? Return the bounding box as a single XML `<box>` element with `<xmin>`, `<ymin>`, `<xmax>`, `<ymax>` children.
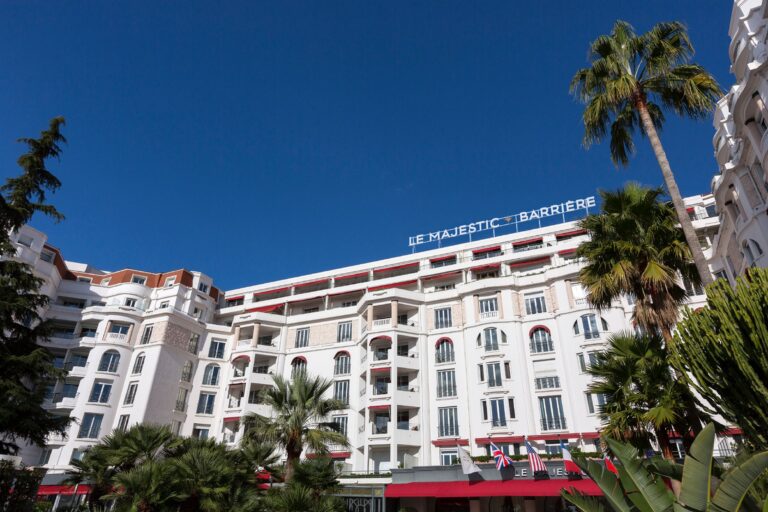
<box><xmin>490</xmin><ymin>442</ymin><xmax>512</xmax><ymax>470</ymax></box>
<box><xmin>525</xmin><ymin>441</ymin><xmax>549</xmax><ymax>480</ymax></box>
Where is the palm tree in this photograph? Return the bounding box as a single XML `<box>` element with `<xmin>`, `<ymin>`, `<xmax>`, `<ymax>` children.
<box><xmin>577</xmin><ymin>184</ymin><xmax>699</xmax><ymax>338</ymax></box>
<box><xmin>169</xmin><ymin>441</ymin><xmax>236</xmax><ymax>512</ymax></box>
<box><xmin>242</xmin><ymin>372</ymin><xmax>349</xmax><ymax>483</ymax></box>
<box><xmin>102</xmin><ymin>424</ymin><xmax>179</xmax><ymax>471</ymax></box>
<box><xmin>64</xmin><ymin>446</ymin><xmax>115</xmax><ymax>512</ymax></box>
<box><xmin>105</xmin><ymin>461</ymin><xmax>179</xmax><ymax>512</ymax></box>
<box><xmin>571</xmin><ymin>21</ymin><xmax>722</xmax><ymax>285</ymax></box>
<box><xmin>588</xmin><ymin>332</ymin><xmax>707</xmax><ymax>460</ymax></box>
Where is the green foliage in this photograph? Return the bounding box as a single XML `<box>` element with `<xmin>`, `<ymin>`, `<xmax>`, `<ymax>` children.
<box><xmin>0</xmin><ymin>460</ymin><xmax>46</xmax><ymax>512</ymax></box>
<box><xmin>0</xmin><ymin>117</ymin><xmax>71</xmax><ymax>455</ymax></box>
<box><xmin>562</xmin><ymin>424</ymin><xmax>768</xmax><ymax>512</ymax></box>
<box><xmin>262</xmin><ymin>484</ymin><xmax>344</xmax><ymax>512</ymax></box>
<box><xmin>671</xmin><ymin>269</ymin><xmax>768</xmax><ymax>451</ymax></box>
<box><xmin>292</xmin><ymin>457</ymin><xmax>340</xmax><ymax>495</ymax></box>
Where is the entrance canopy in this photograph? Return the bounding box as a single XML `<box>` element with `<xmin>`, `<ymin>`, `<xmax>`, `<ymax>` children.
<box><xmin>384</xmin><ymin>479</ymin><xmax>601</xmax><ymax>498</ymax></box>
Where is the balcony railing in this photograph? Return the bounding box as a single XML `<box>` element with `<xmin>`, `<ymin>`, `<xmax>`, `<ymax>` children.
<box><xmin>227</xmin><ymin>397</ymin><xmax>242</xmax><ymax>409</ymax></box>
<box><xmin>372</xmin><ymin>318</ymin><xmax>391</xmax><ymax>328</ymax></box>
<box><xmin>479</xmin><ymin>310</ymin><xmax>498</xmax><ymax>320</ymax></box>
<box><xmin>372</xmin><ymin>422</ymin><xmax>389</xmax><ymax>435</ymax></box>
<box><xmin>438</xmin><ymin>427</ymin><xmax>459</xmax><ymax>437</ymax></box>
<box><xmin>372</xmin><ymin>351</ymin><xmax>389</xmax><ymax>362</ymax></box>
<box><xmin>541</xmin><ymin>418</ymin><xmax>567</xmax><ymax>431</ymax></box>
<box><xmin>491</xmin><ymin>419</ymin><xmax>507</xmax><ymax>427</ymax></box>
<box><xmin>373</xmin><ymin>384</ymin><xmax>389</xmax><ymax>396</ymax></box>
<box><xmin>105</xmin><ymin>332</ymin><xmax>129</xmax><ymax>342</ymax></box>
<box><xmin>530</xmin><ymin>342</ymin><xmax>554</xmax><ymax>354</ymax></box>
<box><xmin>175</xmin><ymin>400</ymin><xmax>187</xmax><ymax>412</ymax></box>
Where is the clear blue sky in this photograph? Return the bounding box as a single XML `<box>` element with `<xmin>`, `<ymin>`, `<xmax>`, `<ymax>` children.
<box><xmin>0</xmin><ymin>1</ymin><xmax>733</xmax><ymax>290</ymax></box>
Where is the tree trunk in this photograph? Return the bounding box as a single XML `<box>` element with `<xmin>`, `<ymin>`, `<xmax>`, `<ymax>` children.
<box><xmin>635</xmin><ymin>98</ymin><xmax>713</xmax><ymax>287</ymax></box>
<box><xmin>284</xmin><ymin>448</ymin><xmax>301</xmax><ymax>483</ymax></box>
<box><xmin>660</xmin><ymin>327</ymin><xmax>703</xmax><ymax>437</ymax></box>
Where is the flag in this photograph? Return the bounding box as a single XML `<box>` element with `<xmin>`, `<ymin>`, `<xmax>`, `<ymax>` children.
<box><xmin>604</xmin><ymin>456</ymin><xmax>619</xmax><ymax>475</ymax></box>
<box><xmin>458</xmin><ymin>445</ymin><xmax>481</xmax><ymax>475</ymax></box>
<box><xmin>490</xmin><ymin>442</ymin><xmax>512</xmax><ymax>470</ymax></box>
<box><xmin>525</xmin><ymin>441</ymin><xmax>549</xmax><ymax>480</ymax></box>
<box><xmin>560</xmin><ymin>441</ymin><xmax>582</xmax><ymax>480</ymax></box>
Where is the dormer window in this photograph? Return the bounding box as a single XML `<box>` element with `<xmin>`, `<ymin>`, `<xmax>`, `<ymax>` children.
<box><xmin>131</xmin><ymin>275</ymin><xmax>147</xmax><ymax>285</ymax></box>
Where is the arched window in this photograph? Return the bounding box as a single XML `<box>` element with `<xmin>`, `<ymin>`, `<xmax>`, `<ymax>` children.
<box><xmin>476</xmin><ymin>328</ymin><xmax>506</xmax><ymax>351</ymax></box>
<box><xmin>743</xmin><ymin>239</ymin><xmax>764</xmax><ymax>266</ymax></box>
<box><xmin>132</xmin><ymin>352</ymin><xmax>145</xmax><ymax>375</ymax></box>
<box><xmin>202</xmin><ymin>364</ymin><xmax>220</xmax><ymax>386</ymax></box>
<box><xmin>529</xmin><ymin>327</ymin><xmax>553</xmax><ymax>353</ymax></box>
<box><xmin>291</xmin><ymin>357</ymin><xmax>307</xmax><ymax>377</ymax></box>
<box><xmin>573</xmin><ymin>314</ymin><xmax>606</xmax><ymax>340</ymax></box>
<box><xmin>181</xmin><ymin>361</ymin><xmax>194</xmax><ymax>382</ymax></box>
<box><xmin>435</xmin><ymin>338</ymin><xmax>454</xmax><ymax>363</ymax></box>
<box><xmin>98</xmin><ymin>350</ymin><xmax>120</xmax><ymax>373</ymax></box>
<box><xmin>334</xmin><ymin>352</ymin><xmax>350</xmax><ymax>375</ymax></box>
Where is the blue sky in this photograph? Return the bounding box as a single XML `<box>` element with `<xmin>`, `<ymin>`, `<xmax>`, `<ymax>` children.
<box><xmin>0</xmin><ymin>1</ymin><xmax>732</xmax><ymax>290</ymax></box>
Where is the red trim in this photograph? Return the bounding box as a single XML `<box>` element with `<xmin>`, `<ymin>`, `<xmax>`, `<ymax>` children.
<box><xmin>528</xmin><ymin>325</ymin><xmax>550</xmax><ymax>337</ymax></box>
<box><xmin>558</xmin><ymin>248</ymin><xmax>577</xmax><ymax>256</ymax></box>
<box><xmin>475</xmin><ymin>435</ymin><xmax>525</xmax><ymax>444</ymax></box>
<box><xmin>422</xmin><ymin>271</ymin><xmax>462</xmax><ymax>281</ymax></box>
<box><xmin>384</xmin><ymin>479</ymin><xmax>601</xmax><ymax>498</ymax></box>
<box><xmin>370</xmin><ymin>366</ymin><xmax>391</xmax><ymax>374</ymax></box>
<box><xmin>508</xmin><ymin>256</ymin><xmax>551</xmax><ymax>268</ymax></box>
<box><xmin>473</xmin><ymin>245</ymin><xmax>501</xmax><ymax>254</ymax></box>
<box><xmin>286</xmin><ymin>296</ymin><xmax>321</xmax><ymax>304</ymax></box>
<box><xmin>37</xmin><ymin>485</ymin><xmax>92</xmax><ymax>496</ymax></box>
<box><xmin>336</xmin><ymin>272</ymin><xmax>369</xmax><ymax>281</ymax></box>
<box><xmin>435</xmin><ymin>337</ymin><xmax>453</xmax><ymax>347</ymax></box>
<box><xmin>527</xmin><ymin>433</ymin><xmax>579</xmax><ymax>441</ymax></box>
<box><xmin>253</xmin><ymin>286</ymin><xmax>291</xmax><ymax>296</ymax></box>
<box><xmin>374</xmin><ymin>262</ymin><xmax>419</xmax><ymax>273</ymax></box>
<box><xmin>370</xmin><ymin>335</ymin><xmax>392</xmax><ymax>343</ymax></box>
<box><xmin>432</xmin><ymin>438</ymin><xmax>469</xmax><ymax>447</ymax></box>
<box><xmin>555</xmin><ymin>229</ymin><xmax>588</xmax><ymax>239</ymax></box>
<box><xmin>329</xmin><ymin>289</ymin><xmax>365</xmax><ymax>297</ymax></box>
<box><xmin>368</xmin><ymin>280</ymin><xmax>418</xmax><ymax>292</ymax></box>
<box><xmin>369</xmin><ymin>404</ymin><xmax>390</xmax><ymax>410</ymax></box>
<box><xmin>295</xmin><ymin>278</ymin><xmax>329</xmax><ymax>288</ymax></box>
<box><xmin>231</xmin><ymin>355</ymin><xmax>250</xmax><ymax>363</ymax></box>
<box><xmin>225</xmin><ymin>295</ymin><xmax>244</xmax><ymax>302</ymax></box>
<box><xmin>471</xmin><ymin>263</ymin><xmax>500</xmax><ymax>272</ymax></box>
<box><xmin>330</xmin><ymin>451</ymin><xmax>352</xmax><ymax>459</ymax></box>
<box><xmin>334</xmin><ymin>350</ymin><xmax>351</xmax><ymax>358</ymax></box>
<box><xmin>223</xmin><ymin>416</ymin><xmax>240</xmax><ymax>422</ymax></box>
<box><xmin>512</xmin><ymin>237</ymin><xmax>542</xmax><ymax>246</ymax></box>
<box><xmin>686</xmin><ymin>207</ymin><xmax>695</xmax><ymax>213</ymax></box>
<box><xmin>580</xmin><ymin>432</ymin><xmax>601</xmax><ymax>439</ymax></box>
<box><xmin>291</xmin><ymin>356</ymin><xmax>307</xmax><ymax>364</ymax></box>
<box><xmin>723</xmin><ymin>427</ymin><xmax>744</xmax><ymax>436</ymax></box>
<box><xmin>246</xmin><ymin>304</ymin><xmax>283</xmax><ymax>313</ymax></box>
<box><xmin>430</xmin><ymin>255</ymin><xmax>456</xmax><ymax>262</ymax></box>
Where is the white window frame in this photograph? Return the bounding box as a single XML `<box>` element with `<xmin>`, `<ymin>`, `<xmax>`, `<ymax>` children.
<box><xmin>337</xmin><ymin>321</ymin><xmax>353</xmax><ymax>342</ymax></box>
<box><xmin>435</xmin><ymin>307</ymin><xmax>452</xmax><ymax>329</ymax></box>
<box><xmin>295</xmin><ymin>328</ymin><xmax>310</xmax><ymax>348</ymax></box>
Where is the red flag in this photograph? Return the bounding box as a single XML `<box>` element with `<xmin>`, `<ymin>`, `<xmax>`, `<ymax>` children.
<box><xmin>604</xmin><ymin>456</ymin><xmax>619</xmax><ymax>475</ymax></box>
<box><xmin>561</xmin><ymin>443</ymin><xmax>581</xmax><ymax>474</ymax></box>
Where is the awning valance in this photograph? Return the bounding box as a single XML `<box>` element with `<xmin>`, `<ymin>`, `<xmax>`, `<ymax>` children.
<box><xmin>368</xmin><ymin>280</ymin><xmax>418</xmax><ymax>292</ymax></box>
<box><xmin>473</xmin><ymin>245</ymin><xmax>501</xmax><ymax>254</ymax></box>
<box><xmin>246</xmin><ymin>304</ymin><xmax>283</xmax><ymax>313</ymax></box>
<box><xmin>384</xmin><ymin>479</ymin><xmax>602</xmax><ymax>498</ymax></box>
<box><xmin>374</xmin><ymin>262</ymin><xmax>419</xmax><ymax>273</ymax></box>
<box><xmin>512</xmin><ymin>237</ymin><xmax>542</xmax><ymax>246</ymax></box>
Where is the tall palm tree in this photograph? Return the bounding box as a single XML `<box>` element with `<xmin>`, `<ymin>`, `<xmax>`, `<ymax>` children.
<box><xmin>105</xmin><ymin>461</ymin><xmax>179</xmax><ymax>512</ymax></box>
<box><xmin>64</xmin><ymin>446</ymin><xmax>114</xmax><ymax>512</ymax></box>
<box><xmin>169</xmin><ymin>441</ymin><xmax>236</xmax><ymax>512</ymax></box>
<box><xmin>242</xmin><ymin>372</ymin><xmax>348</xmax><ymax>483</ymax></box>
<box><xmin>102</xmin><ymin>424</ymin><xmax>179</xmax><ymax>471</ymax></box>
<box><xmin>588</xmin><ymin>332</ymin><xmax>707</xmax><ymax>460</ymax></box>
<box><xmin>571</xmin><ymin>20</ymin><xmax>722</xmax><ymax>285</ymax></box>
<box><xmin>577</xmin><ymin>184</ymin><xmax>698</xmax><ymax>338</ymax></box>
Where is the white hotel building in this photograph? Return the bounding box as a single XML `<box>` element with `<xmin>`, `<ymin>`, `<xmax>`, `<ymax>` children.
<box><xmin>10</xmin><ymin>193</ymin><xmax>730</xmax><ymax>505</ymax></box>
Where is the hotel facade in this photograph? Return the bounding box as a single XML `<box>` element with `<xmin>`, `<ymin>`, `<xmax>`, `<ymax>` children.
<box><xmin>10</xmin><ymin>193</ymin><xmax>735</xmax><ymax>510</ymax></box>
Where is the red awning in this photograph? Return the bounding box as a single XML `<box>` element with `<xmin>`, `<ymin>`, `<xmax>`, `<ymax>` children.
<box><xmin>374</xmin><ymin>262</ymin><xmax>419</xmax><ymax>273</ymax></box>
<box><xmin>384</xmin><ymin>479</ymin><xmax>602</xmax><ymax>498</ymax></box>
<box><xmin>723</xmin><ymin>427</ymin><xmax>744</xmax><ymax>436</ymax></box>
<box><xmin>253</xmin><ymin>286</ymin><xmax>290</xmax><ymax>296</ymax></box>
<box><xmin>368</xmin><ymin>280</ymin><xmax>418</xmax><ymax>292</ymax></box>
<box><xmin>330</xmin><ymin>451</ymin><xmax>352</xmax><ymax>459</ymax></box>
<box><xmin>432</xmin><ymin>438</ymin><xmax>469</xmax><ymax>447</ymax></box>
<box><xmin>370</xmin><ymin>366</ymin><xmax>391</xmax><ymax>373</ymax></box>
<box><xmin>232</xmin><ymin>355</ymin><xmax>250</xmax><ymax>363</ymax></box>
<box><xmin>38</xmin><ymin>485</ymin><xmax>92</xmax><ymax>496</ymax></box>
<box><xmin>247</xmin><ymin>304</ymin><xmax>283</xmax><ymax>313</ymax></box>
<box><xmin>329</xmin><ymin>289</ymin><xmax>365</xmax><ymax>297</ymax></box>
<box><xmin>527</xmin><ymin>433</ymin><xmax>579</xmax><ymax>441</ymax></box>
<box><xmin>686</xmin><ymin>207</ymin><xmax>695</xmax><ymax>213</ymax></box>
<box><xmin>508</xmin><ymin>256</ymin><xmax>551</xmax><ymax>268</ymax></box>
<box><xmin>223</xmin><ymin>416</ymin><xmax>240</xmax><ymax>422</ymax></box>
<box><xmin>295</xmin><ymin>278</ymin><xmax>329</xmax><ymax>288</ymax></box>
<box><xmin>475</xmin><ymin>436</ymin><xmax>525</xmax><ymax>444</ymax></box>
<box><xmin>528</xmin><ymin>325</ymin><xmax>550</xmax><ymax>336</ymax></box>
<box><xmin>471</xmin><ymin>264</ymin><xmax>500</xmax><ymax>272</ymax></box>
<box><xmin>513</xmin><ymin>237</ymin><xmax>542</xmax><ymax>246</ymax></box>
<box><xmin>580</xmin><ymin>432</ymin><xmax>601</xmax><ymax>439</ymax></box>
<box><xmin>435</xmin><ymin>337</ymin><xmax>452</xmax><ymax>347</ymax></box>
<box><xmin>369</xmin><ymin>404</ymin><xmax>390</xmax><ymax>410</ymax></box>
<box><xmin>336</xmin><ymin>272</ymin><xmax>369</xmax><ymax>281</ymax></box>
<box><xmin>558</xmin><ymin>248</ymin><xmax>577</xmax><ymax>256</ymax></box>
<box><xmin>286</xmin><ymin>296</ymin><xmax>321</xmax><ymax>304</ymax></box>
<box><xmin>423</xmin><ymin>271</ymin><xmax>461</xmax><ymax>281</ymax></box>
<box><xmin>226</xmin><ymin>295</ymin><xmax>244</xmax><ymax>302</ymax></box>
<box><xmin>555</xmin><ymin>229</ymin><xmax>587</xmax><ymax>239</ymax></box>
<box><xmin>429</xmin><ymin>254</ymin><xmax>456</xmax><ymax>262</ymax></box>
<box><xmin>473</xmin><ymin>245</ymin><xmax>501</xmax><ymax>254</ymax></box>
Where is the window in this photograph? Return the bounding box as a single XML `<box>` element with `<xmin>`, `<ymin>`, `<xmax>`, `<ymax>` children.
<box><xmin>397</xmin><ymin>375</ymin><xmax>409</xmax><ymax>391</ymax></box>
<box><xmin>473</xmin><ymin>248</ymin><xmax>502</xmax><ymax>260</ymax></box>
<box><xmin>98</xmin><ymin>351</ymin><xmax>120</xmax><ymax>373</ymax></box>
<box><xmin>436</xmin><ymin>369</ymin><xmax>457</xmax><ymax>397</ymax></box>
<box><xmin>341</xmin><ymin>300</ymin><xmax>357</xmax><ymax>308</ymax></box>
<box><xmin>132</xmin><ymin>353</ymin><xmax>145</xmax><ymax>375</ymax></box>
<box><xmin>475</xmin><ymin>269</ymin><xmax>499</xmax><ymax>280</ymax></box>
<box><xmin>70</xmin><ymin>449</ymin><xmax>86</xmax><ymax>462</ymax></box>
<box><xmin>38</xmin><ymin>448</ymin><xmax>52</xmax><ymax>466</ymax></box>
<box><xmin>479</xmin><ymin>298</ymin><xmax>498</xmax><ymax>317</ymax></box>
<box><xmin>535</xmin><ymin>376</ymin><xmax>560</xmax><ymax>390</ymax></box>
<box><xmin>743</xmin><ymin>239</ymin><xmax>764</xmax><ymax>266</ymax></box>
<box><xmin>159</xmin><ymin>301</ymin><xmax>169</xmax><ymax>309</ymax></box>
<box><xmin>208</xmin><ymin>339</ymin><xmax>226</xmax><ymax>359</ymax></box>
<box><xmin>435</xmin><ymin>339</ymin><xmax>454</xmax><ymax>363</ymax></box>
<box><xmin>198</xmin><ymin>282</ymin><xmax>209</xmax><ymax>293</ymax></box>
<box><xmin>504</xmin><ymin>361</ymin><xmax>511</xmax><ymax>379</ymax></box>
<box><xmin>333</xmin><ymin>380</ymin><xmax>349</xmax><ymax>405</ymax></box>
<box><xmin>116</xmin><ymin>414</ymin><xmax>130</xmax><ymax>431</ymax></box>
<box><xmin>89</xmin><ymin>381</ymin><xmax>112</xmax><ymax>403</ymax></box>
<box><xmin>539</xmin><ymin>396</ymin><xmax>566</xmax><ymax>430</ymax></box>
<box><xmin>226</xmin><ymin>297</ymin><xmax>244</xmax><ymax>307</ymax></box>
<box><xmin>180</xmin><ymin>361</ymin><xmax>194</xmax><ymax>382</ymax></box>
<box><xmin>670</xmin><ymin>439</ymin><xmax>685</xmax><ymax>459</ymax></box>
<box><xmin>545</xmin><ymin>440</ymin><xmax>563</xmax><ymax>455</ymax></box>
<box><xmin>508</xmin><ymin>398</ymin><xmax>516</xmax><ymax>419</ymax></box>
<box><xmin>337</xmin><ymin>322</ymin><xmax>352</xmax><ymax>342</ymax></box>
<box><xmin>188</xmin><ymin>334</ymin><xmax>200</xmax><ymax>354</ymax></box>
<box><xmin>478</xmin><ymin>364</ymin><xmax>485</xmax><ymax>382</ymax></box>
<box><xmin>441</xmin><ymin>449</ymin><xmax>459</xmax><ymax>466</ymax></box>
<box><xmin>78</xmin><ymin>413</ymin><xmax>103</xmax><ymax>439</ymax></box>
<box><xmin>434</xmin><ymin>283</ymin><xmax>456</xmax><ymax>292</ymax></box>
<box><xmin>438</xmin><ymin>406</ymin><xmax>459</xmax><ymax>437</ymax></box>
<box><xmin>291</xmin><ymin>357</ymin><xmax>307</xmax><ymax>377</ymax></box>
<box><xmin>109</xmin><ymin>323</ymin><xmax>130</xmax><ymax>335</ymax></box>
<box><xmin>431</xmin><ymin>256</ymin><xmax>457</xmax><ymax>268</ymax></box>
<box><xmin>175</xmin><ymin>388</ymin><xmax>189</xmax><ymax>411</ymax></box>
<box><xmin>577</xmin><ymin>353</ymin><xmax>587</xmax><ymax>373</ymax></box>
<box><xmin>435</xmin><ymin>307</ymin><xmax>452</xmax><ymax>329</ymax></box>
<box><xmin>682</xmin><ymin>277</ymin><xmax>704</xmax><ymax>297</ymax></box>
<box><xmin>124</xmin><ymin>382</ymin><xmax>138</xmax><ymax>405</ymax></box>
<box><xmin>40</xmin><ymin>250</ymin><xmax>55</xmax><ymax>263</ymax></box>
<box><xmin>125</xmin><ymin>298</ymin><xmax>137</xmax><ymax>308</ymax></box>
<box><xmin>586</xmin><ymin>393</ymin><xmax>607</xmax><ymax>414</ymax></box>
<box><xmin>192</xmin><ymin>426</ymin><xmax>209</xmax><ymax>440</ymax></box>
<box><xmin>77</xmin><ymin>277</ymin><xmax>92</xmax><ymax>283</ymax></box>
<box><xmin>202</xmin><ymin>364</ymin><xmax>220</xmax><ymax>386</ymax></box>
<box><xmin>140</xmin><ymin>325</ymin><xmax>153</xmax><ymax>345</ymax></box>
<box><xmin>295</xmin><ymin>328</ymin><xmax>309</xmax><ymax>348</ymax></box>
<box><xmin>490</xmin><ymin>398</ymin><xmax>506</xmax><ymax>427</ymax></box>
<box><xmin>248</xmin><ymin>386</ymin><xmax>262</xmax><ymax>404</ymax></box>
<box><xmin>574</xmin><ymin>313</ymin><xmax>602</xmax><ymax>339</ymax></box>
<box><xmin>525</xmin><ymin>292</ymin><xmax>547</xmax><ymax>315</ymax></box>
<box><xmin>487</xmin><ymin>362</ymin><xmax>502</xmax><ymax>387</ymax></box>
<box><xmin>164</xmin><ymin>276</ymin><xmax>176</xmax><ymax>287</ymax></box>
<box><xmin>17</xmin><ymin>234</ymin><xmax>33</xmax><ymax>247</ymax></box>
<box><xmin>481</xmin><ymin>327</ymin><xmax>500</xmax><ymax>351</ymax></box>
<box><xmin>303</xmin><ymin>307</ymin><xmax>319</xmax><ymax>313</ymax></box>
<box><xmin>197</xmin><ymin>392</ymin><xmax>216</xmax><ymax>414</ymax></box>
<box><xmin>171</xmin><ymin>420</ymin><xmax>181</xmax><ymax>435</ymax></box>
<box><xmin>485</xmin><ymin>443</ymin><xmax>513</xmax><ymax>457</ymax></box>
<box><xmin>257</xmin><ymin>335</ymin><xmax>273</xmax><ymax>346</ymax></box>
<box><xmin>332</xmin><ymin>415</ymin><xmax>348</xmax><ymax>436</ymax></box>
<box><xmin>530</xmin><ymin>328</ymin><xmax>554</xmax><ymax>353</ymax></box>
<box><xmin>131</xmin><ymin>275</ymin><xmax>146</xmax><ymax>285</ymax></box>
<box><xmin>397</xmin><ymin>344</ymin><xmax>408</xmax><ymax>357</ymax></box>
<box><xmin>334</xmin><ymin>353</ymin><xmax>351</xmax><ymax>375</ymax></box>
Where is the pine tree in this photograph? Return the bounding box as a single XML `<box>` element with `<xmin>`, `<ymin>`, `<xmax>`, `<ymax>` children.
<box><xmin>0</xmin><ymin>117</ymin><xmax>71</xmax><ymax>454</ymax></box>
<box><xmin>671</xmin><ymin>268</ymin><xmax>768</xmax><ymax>450</ymax></box>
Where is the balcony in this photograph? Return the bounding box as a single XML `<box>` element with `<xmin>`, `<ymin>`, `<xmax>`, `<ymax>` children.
<box><xmin>226</xmin><ymin>397</ymin><xmax>243</xmax><ymax>410</ymax></box>
<box><xmin>479</xmin><ymin>310</ymin><xmax>498</xmax><ymax>320</ymax></box>
<box><xmin>394</xmin><ymin>389</ymin><xmax>420</xmax><ymax>407</ymax></box>
<box><xmin>175</xmin><ymin>400</ymin><xmax>188</xmax><ymax>412</ymax></box>
<box><xmin>541</xmin><ymin>418</ymin><xmax>567</xmax><ymax>431</ymax></box>
<box><xmin>105</xmin><ymin>332</ymin><xmax>129</xmax><ymax>343</ymax></box>
<box><xmin>65</xmin><ymin>363</ymin><xmax>88</xmax><ymax>379</ymax></box>
<box><xmin>372</xmin><ymin>318</ymin><xmax>391</xmax><ymax>329</ymax></box>
<box><xmin>369</xmin><ymin>421</ymin><xmax>392</xmax><ymax>442</ymax></box>
<box><xmin>395</xmin><ymin>425</ymin><xmax>420</xmax><ymax>446</ymax></box>
<box><xmin>44</xmin><ymin>393</ymin><xmax>78</xmax><ymax>410</ymax></box>
<box><xmin>394</xmin><ymin>353</ymin><xmax>420</xmax><ymax>370</ymax></box>
<box><xmin>250</xmin><ymin>370</ymin><xmax>274</xmax><ymax>386</ymax></box>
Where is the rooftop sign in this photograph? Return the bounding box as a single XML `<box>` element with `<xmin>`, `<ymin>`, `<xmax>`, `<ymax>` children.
<box><xmin>408</xmin><ymin>195</ymin><xmax>596</xmax><ymax>248</ymax></box>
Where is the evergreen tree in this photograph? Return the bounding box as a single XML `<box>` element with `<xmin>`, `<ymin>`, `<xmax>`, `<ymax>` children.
<box><xmin>0</xmin><ymin>117</ymin><xmax>70</xmax><ymax>454</ymax></box>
